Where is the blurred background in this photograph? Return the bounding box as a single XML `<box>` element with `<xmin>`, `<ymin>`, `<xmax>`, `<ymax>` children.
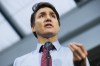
<box><xmin>0</xmin><ymin>0</ymin><xmax>100</xmax><ymax>66</ymax></box>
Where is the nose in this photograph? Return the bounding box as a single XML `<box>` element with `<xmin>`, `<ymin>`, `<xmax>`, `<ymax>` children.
<box><xmin>45</xmin><ymin>15</ymin><xmax>51</xmax><ymax>22</ymax></box>
<box><xmin>45</xmin><ymin>18</ymin><xmax>51</xmax><ymax>23</ymax></box>
<box><xmin>46</xmin><ymin>14</ymin><xmax>51</xmax><ymax>19</ymax></box>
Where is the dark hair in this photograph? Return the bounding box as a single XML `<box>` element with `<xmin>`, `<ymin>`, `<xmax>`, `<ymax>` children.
<box><xmin>31</xmin><ymin>2</ymin><xmax>60</xmax><ymax>38</ymax></box>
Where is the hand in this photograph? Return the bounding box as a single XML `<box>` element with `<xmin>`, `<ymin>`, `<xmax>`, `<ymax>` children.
<box><xmin>68</xmin><ymin>42</ymin><xmax>88</xmax><ymax>61</ymax></box>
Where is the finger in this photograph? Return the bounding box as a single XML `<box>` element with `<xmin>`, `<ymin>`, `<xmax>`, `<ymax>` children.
<box><xmin>70</xmin><ymin>44</ymin><xmax>86</xmax><ymax>59</ymax></box>
<box><xmin>74</xmin><ymin>51</ymin><xmax>82</xmax><ymax>61</ymax></box>
<box><xmin>73</xmin><ymin>42</ymin><xmax>88</xmax><ymax>55</ymax></box>
<box><xmin>69</xmin><ymin>45</ymin><xmax>82</xmax><ymax>61</ymax></box>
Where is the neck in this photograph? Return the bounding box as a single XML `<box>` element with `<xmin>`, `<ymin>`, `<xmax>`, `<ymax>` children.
<box><xmin>37</xmin><ymin>35</ymin><xmax>58</xmax><ymax>44</ymax></box>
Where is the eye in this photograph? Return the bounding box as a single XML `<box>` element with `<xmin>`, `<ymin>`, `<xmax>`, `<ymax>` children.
<box><xmin>39</xmin><ymin>14</ymin><xmax>44</xmax><ymax>18</ymax></box>
<box><xmin>51</xmin><ymin>14</ymin><xmax>56</xmax><ymax>18</ymax></box>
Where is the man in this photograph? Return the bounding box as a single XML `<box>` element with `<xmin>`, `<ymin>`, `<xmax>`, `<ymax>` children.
<box><xmin>13</xmin><ymin>2</ymin><xmax>90</xmax><ymax>66</ymax></box>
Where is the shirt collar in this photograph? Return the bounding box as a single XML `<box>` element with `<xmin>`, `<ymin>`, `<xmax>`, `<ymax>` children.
<box><xmin>52</xmin><ymin>40</ymin><xmax>61</xmax><ymax>51</ymax></box>
<box><xmin>36</xmin><ymin>43</ymin><xmax>42</xmax><ymax>52</ymax></box>
<box><xmin>36</xmin><ymin>40</ymin><xmax>61</xmax><ymax>52</ymax></box>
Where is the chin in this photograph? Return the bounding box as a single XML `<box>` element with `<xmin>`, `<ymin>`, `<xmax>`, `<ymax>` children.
<box><xmin>42</xmin><ymin>32</ymin><xmax>56</xmax><ymax>38</ymax></box>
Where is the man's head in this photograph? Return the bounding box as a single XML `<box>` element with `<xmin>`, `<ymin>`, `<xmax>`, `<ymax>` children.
<box><xmin>31</xmin><ymin>2</ymin><xmax>60</xmax><ymax>38</ymax></box>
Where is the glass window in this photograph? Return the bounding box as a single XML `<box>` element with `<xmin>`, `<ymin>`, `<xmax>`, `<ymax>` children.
<box><xmin>0</xmin><ymin>13</ymin><xmax>20</xmax><ymax>52</ymax></box>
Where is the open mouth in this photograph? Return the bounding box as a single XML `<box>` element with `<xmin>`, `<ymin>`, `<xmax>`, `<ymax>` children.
<box><xmin>44</xmin><ymin>23</ymin><xmax>53</xmax><ymax>28</ymax></box>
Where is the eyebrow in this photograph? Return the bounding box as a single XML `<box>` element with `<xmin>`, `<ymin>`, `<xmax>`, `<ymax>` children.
<box><xmin>39</xmin><ymin>12</ymin><xmax>45</xmax><ymax>15</ymax></box>
<box><xmin>39</xmin><ymin>11</ymin><xmax>56</xmax><ymax>15</ymax></box>
<box><xmin>50</xmin><ymin>11</ymin><xmax>56</xmax><ymax>15</ymax></box>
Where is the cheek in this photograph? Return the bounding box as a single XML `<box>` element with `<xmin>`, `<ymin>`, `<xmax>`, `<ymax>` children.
<box><xmin>56</xmin><ymin>25</ymin><xmax>60</xmax><ymax>32</ymax></box>
<box><xmin>35</xmin><ymin>21</ymin><xmax>44</xmax><ymax>30</ymax></box>
<box><xmin>54</xmin><ymin>21</ymin><xmax>59</xmax><ymax>30</ymax></box>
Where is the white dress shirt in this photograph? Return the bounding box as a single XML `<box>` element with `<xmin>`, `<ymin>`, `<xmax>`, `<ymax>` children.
<box><xmin>13</xmin><ymin>40</ymin><xmax>90</xmax><ymax>66</ymax></box>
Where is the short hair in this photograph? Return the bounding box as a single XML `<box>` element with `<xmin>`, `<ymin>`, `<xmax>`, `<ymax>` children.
<box><xmin>31</xmin><ymin>2</ymin><xmax>60</xmax><ymax>38</ymax></box>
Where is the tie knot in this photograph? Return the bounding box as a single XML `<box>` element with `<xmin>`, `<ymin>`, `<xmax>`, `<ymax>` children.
<box><xmin>44</xmin><ymin>42</ymin><xmax>52</xmax><ymax>50</ymax></box>
<box><xmin>39</xmin><ymin>42</ymin><xmax>56</xmax><ymax>52</ymax></box>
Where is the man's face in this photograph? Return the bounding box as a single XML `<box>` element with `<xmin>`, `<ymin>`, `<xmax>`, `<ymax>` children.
<box><xmin>32</xmin><ymin>7</ymin><xmax>60</xmax><ymax>38</ymax></box>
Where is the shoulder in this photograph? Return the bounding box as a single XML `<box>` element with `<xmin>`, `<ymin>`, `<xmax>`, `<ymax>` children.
<box><xmin>18</xmin><ymin>52</ymin><xmax>33</xmax><ymax>59</ymax></box>
<box><xmin>13</xmin><ymin>51</ymin><xmax>34</xmax><ymax>66</ymax></box>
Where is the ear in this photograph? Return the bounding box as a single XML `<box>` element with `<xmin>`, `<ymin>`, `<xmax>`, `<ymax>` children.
<box><xmin>32</xmin><ymin>25</ymin><xmax>36</xmax><ymax>32</ymax></box>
